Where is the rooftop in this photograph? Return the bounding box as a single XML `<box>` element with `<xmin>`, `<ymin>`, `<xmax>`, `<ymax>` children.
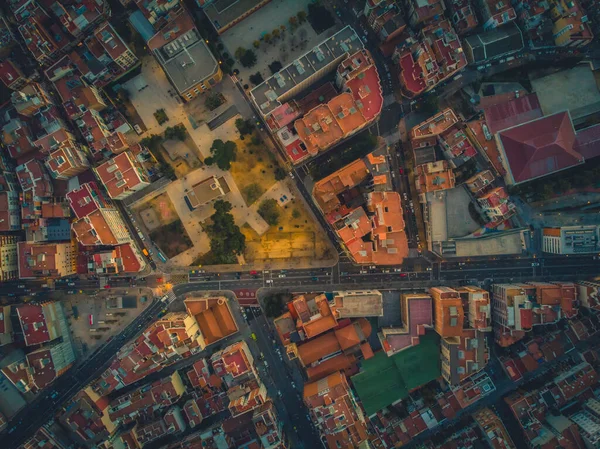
<box><xmin>250</xmin><ymin>26</ymin><xmax>363</xmax><ymax>115</ymax></box>
<box><xmin>148</xmin><ymin>12</ymin><xmax>219</xmax><ymax>95</ymax></box>
<box><xmin>483</xmin><ymin>93</ymin><xmax>543</xmax><ymax>134</ymax></box>
<box><xmin>184</xmin><ymin>297</ymin><xmax>238</xmax><ymax>347</ymax></box>
<box><xmin>66</xmin><ymin>182</ymin><xmax>110</xmax><ymax>219</ymax></box>
<box><xmin>411</xmin><ymin>109</ymin><xmax>459</xmax><ymax>140</ymax></box>
<box><xmin>464</xmin><ymin>22</ymin><xmax>524</xmax><ymax>63</ymax></box>
<box><xmin>497</xmin><ymin>111</ymin><xmax>585</xmax><ymax>184</ymax></box>
<box><xmin>203</xmin><ymin>0</ymin><xmax>267</xmax><ymax>32</ymax></box>
<box><xmin>94</xmin><ymin>151</ymin><xmax>149</xmax><ymax>199</ymax></box>
<box><xmin>16</xmin><ymin>304</ymin><xmax>51</xmax><ymax>346</ymax></box>
<box><xmin>332</xmin><ymin>291</ymin><xmax>383</xmax><ymax>318</ymax></box>
<box><xmin>415</xmin><ymin>161</ymin><xmax>456</xmax><ymax>193</ymax></box>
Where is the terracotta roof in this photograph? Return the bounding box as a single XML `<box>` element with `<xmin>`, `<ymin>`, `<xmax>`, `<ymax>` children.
<box><xmin>497</xmin><ymin>112</ymin><xmax>584</xmax><ymax>184</ymax></box>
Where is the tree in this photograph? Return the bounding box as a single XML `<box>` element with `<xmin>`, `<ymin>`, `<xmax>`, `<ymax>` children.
<box><xmin>280</xmin><ymin>25</ymin><xmax>286</xmax><ymax>33</ymax></box>
<box><xmin>234</xmin><ymin>47</ymin><xmax>247</xmax><ymax>60</ymax></box>
<box><xmin>289</xmin><ymin>16</ymin><xmax>298</xmax><ymax>27</ymax></box>
<box><xmin>292</xmin><ymin>208</ymin><xmax>301</xmax><ymax>219</ymax></box>
<box><xmin>249</xmin><ymin>72</ymin><xmax>264</xmax><ymax>85</ymax></box>
<box><xmin>239</xmin><ymin>49</ymin><xmax>257</xmax><ymax>68</ymax></box>
<box><xmin>205</xmin><ymin>200</ymin><xmax>246</xmax><ymax>264</ymax></box>
<box><xmin>258</xmin><ymin>199</ymin><xmax>280</xmax><ymax>226</ymax></box>
<box><xmin>268</xmin><ymin>60</ymin><xmax>283</xmax><ymax>74</ymax></box>
<box><xmin>253</xmin><ymin>40</ymin><xmax>260</xmax><ymax>48</ymax></box>
<box><xmin>263</xmin><ymin>33</ymin><xmax>271</xmax><ymax>43</ymax></box>
<box><xmin>235</xmin><ymin>118</ymin><xmax>254</xmax><ymax>136</ymax></box>
<box><xmin>207</xmin><ymin>139</ymin><xmax>237</xmax><ymax>170</ymax></box>
<box><xmin>272</xmin><ymin>28</ymin><xmax>280</xmax><ymax>39</ymax></box>
<box><xmin>205</xmin><ymin>93</ymin><xmax>224</xmax><ymax>111</ymax></box>
<box><xmin>264</xmin><ymin>294</ymin><xmax>284</xmax><ymax>318</ymax></box>
<box><xmin>164</xmin><ymin>124</ymin><xmax>187</xmax><ymax>141</ymax></box>
<box><xmin>421</xmin><ymin>95</ymin><xmax>440</xmax><ymax>115</ymax></box>
<box><xmin>140</xmin><ymin>134</ymin><xmax>163</xmax><ymax>152</ymax></box>
<box><xmin>297</xmin><ymin>10</ymin><xmax>307</xmax><ymax>23</ymax></box>
<box><xmin>274</xmin><ymin>167</ymin><xmax>286</xmax><ymax>180</ymax></box>
<box><xmin>243</xmin><ymin>183</ymin><xmax>263</xmax><ymax>205</ymax></box>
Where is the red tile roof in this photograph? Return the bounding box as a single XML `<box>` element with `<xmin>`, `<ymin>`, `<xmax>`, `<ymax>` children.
<box><xmin>16</xmin><ymin>304</ymin><xmax>50</xmax><ymax>346</ymax></box>
<box><xmin>0</xmin><ymin>60</ymin><xmax>23</xmax><ymax>89</ymax></box>
<box><xmin>484</xmin><ymin>93</ymin><xmax>543</xmax><ymax>134</ymax></box>
<box><xmin>497</xmin><ymin>112</ymin><xmax>584</xmax><ymax>184</ymax></box>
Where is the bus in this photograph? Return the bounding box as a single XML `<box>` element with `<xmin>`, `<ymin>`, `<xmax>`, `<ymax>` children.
<box><xmin>156</xmin><ymin>251</ymin><xmax>167</xmax><ymax>263</ymax></box>
<box><xmin>89</xmin><ymin>314</ymin><xmax>94</xmax><ymax>326</ymax></box>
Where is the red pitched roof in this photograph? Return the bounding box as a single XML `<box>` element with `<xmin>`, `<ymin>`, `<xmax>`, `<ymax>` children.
<box><xmin>484</xmin><ymin>93</ymin><xmax>543</xmax><ymax>134</ymax></box>
<box><xmin>497</xmin><ymin>112</ymin><xmax>584</xmax><ymax>184</ymax></box>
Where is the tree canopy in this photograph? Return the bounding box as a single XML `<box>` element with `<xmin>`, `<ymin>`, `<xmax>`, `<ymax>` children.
<box><xmin>258</xmin><ymin>199</ymin><xmax>280</xmax><ymax>226</ymax></box>
<box><xmin>235</xmin><ymin>118</ymin><xmax>255</xmax><ymax>136</ymax></box>
<box><xmin>204</xmin><ymin>200</ymin><xmax>246</xmax><ymax>264</ymax></box>
<box><xmin>205</xmin><ymin>139</ymin><xmax>237</xmax><ymax>170</ymax></box>
<box><xmin>164</xmin><ymin>124</ymin><xmax>187</xmax><ymax>141</ymax></box>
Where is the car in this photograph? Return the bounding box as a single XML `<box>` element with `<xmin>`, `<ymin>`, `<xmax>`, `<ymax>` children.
<box><xmin>291</xmin><ymin>381</ymin><xmax>296</xmax><ymax>389</ymax></box>
<box><xmin>266</xmin><ymin>279</ymin><xmax>273</xmax><ymax>284</ymax></box>
<box><xmin>104</xmin><ymin>285</ymin><xmax>111</xmax><ymax>289</ymax></box>
<box><xmin>359</xmin><ymin>269</ymin><xmax>367</xmax><ymax>274</ymax></box>
<box><xmin>250</xmin><ymin>270</ymin><xmax>258</xmax><ymax>275</ymax></box>
<box><xmin>18</xmin><ymin>284</ymin><xmax>25</xmax><ymax>288</ymax></box>
<box><xmin>400</xmin><ymin>273</ymin><xmax>407</xmax><ymax>277</ymax></box>
<box><xmin>531</xmin><ymin>262</ymin><xmax>540</xmax><ymax>267</ymax></box>
<box><xmin>133</xmin><ymin>124</ymin><xmax>143</xmax><ymax>135</ymax></box>
<box><xmin>278</xmin><ymin>274</ymin><xmax>286</xmax><ymax>278</ymax></box>
<box><xmin>393</xmin><ymin>268</ymin><xmax>402</xmax><ymax>272</ymax></box>
<box><xmin>383</xmin><ymin>269</ymin><xmax>390</xmax><ymax>273</ymax></box>
<box><xmin>68</xmin><ymin>282</ymin><xmax>75</xmax><ymax>286</ymax></box>
<box><xmin>264</xmin><ymin>360</ymin><xmax>269</xmax><ymax>368</ymax></box>
<box><xmin>426</xmin><ymin>267</ymin><xmax>433</xmax><ymax>271</ymax></box>
<box><xmin>399</xmin><ymin>168</ymin><xmax>404</xmax><ymax>174</ymax></box>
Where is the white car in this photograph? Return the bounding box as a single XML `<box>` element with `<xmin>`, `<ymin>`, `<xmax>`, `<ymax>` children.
<box><xmin>133</xmin><ymin>124</ymin><xmax>143</xmax><ymax>135</ymax></box>
<box><xmin>278</xmin><ymin>274</ymin><xmax>286</xmax><ymax>278</ymax></box>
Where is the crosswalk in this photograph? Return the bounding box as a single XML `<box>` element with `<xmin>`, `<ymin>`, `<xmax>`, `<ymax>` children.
<box><xmin>162</xmin><ymin>290</ymin><xmax>177</xmax><ymax>304</ymax></box>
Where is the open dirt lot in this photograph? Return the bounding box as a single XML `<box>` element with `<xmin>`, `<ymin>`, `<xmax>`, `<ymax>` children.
<box><xmin>230</xmin><ymin>136</ymin><xmax>279</xmax><ymax>205</ymax></box>
<box><xmin>161</xmin><ymin>134</ymin><xmax>203</xmax><ymax>178</ymax></box>
<box><xmin>63</xmin><ymin>288</ymin><xmax>153</xmax><ymax>360</ymax></box>
<box><xmin>136</xmin><ymin>192</ymin><xmax>179</xmax><ymax>231</ymax></box>
<box><xmin>241</xmin><ymin>194</ymin><xmax>333</xmax><ymax>264</ymax></box>
<box><xmin>150</xmin><ymin>220</ymin><xmax>193</xmax><ymax>258</ymax></box>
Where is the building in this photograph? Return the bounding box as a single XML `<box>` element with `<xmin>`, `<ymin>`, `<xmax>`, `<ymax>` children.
<box><xmin>45</xmin><ymin>146</ymin><xmax>90</xmax><ymax>180</ymax></box>
<box><xmin>330</xmin><ymin>290</ymin><xmax>383</xmax><ymax>319</ymax></box>
<box><xmin>465</xmin><ymin>170</ymin><xmax>495</xmax><ymax>196</ymax></box>
<box><xmin>0</xmin><ymin>235</ymin><xmax>20</xmax><ymax>281</ymax></box>
<box><xmin>26</xmin><ymin>340</ymin><xmax>76</xmax><ymax>390</ymax></box>
<box><xmin>201</xmin><ymin>0</ymin><xmax>273</xmax><ymax>34</ymax></box>
<box><xmin>472</xmin><ymin>407</ymin><xmax>516</xmax><ymax>448</ymax></box>
<box><xmin>447</xmin><ymin>0</ymin><xmax>479</xmax><ymax>35</ymax></box>
<box><xmin>135</xmin><ymin>0</ymin><xmax>183</xmax><ymax>29</ymax></box>
<box><xmin>17</xmin><ymin>241</ymin><xmax>76</xmax><ymax>279</ymax></box>
<box><xmin>184</xmin><ymin>296</ymin><xmax>239</xmax><ymax>350</ymax></box>
<box><xmin>577</xmin><ymin>281</ymin><xmax>600</xmax><ymax>311</ymax></box>
<box><xmin>477</xmin><ymin>187</ymin><xmax>516</xmax><ymax>223</ymax></box>
<box><xmin>15</xmin><ymin>302</ymin><xmax>68</xmax><ymax>346</ymax></box>
<box><xmin>11</xmin><ymin>83</ymin><xmax>53</xmax><ymax>117</ymax></box>
<box><xmin>492</xmin><ymin>282</ymin><xmax>577</xmax><ymax>346</ymax></box>
<box><xmin>94</xmin><ymin>151</ymin><xmax>151</xmax><ymax>200</ymax></box>
<box><xmin>53</xmin><ymin>73</ymin><xmax>107</xmax><ymax>120</ymax></box>
<box><xmin>463</xmin><ymin>22</ymin><xmax>524</xmax><ymax>64</ymax></box>
<box><xmin>16</xmin><ymin>159</ymin><xmax>54</xmax><ymax>207</ymax></box>
<box><xmin>379</xmin><ymin>293</ymin><xmax>433</xmax><ymax>356</ymax></box>
<box><xmin>18</xmin><ymin>427</ymin><xmax>69</xmax><ymax>449</ymax></box>
<box><xmin>210</xmin><ymin>340</ymin><xmax>255</xmax><ymax>388</ymax></box>
<box><xmin>495</xmin><ymin>111</ymin><xmax>586</xmax><ymax>185</ymax></box>
<box><xmin>67</xmin><ymin>182</ymin><xmax>131</xmax><ymax>246</ymax></box>
<box><xmin>571</xmin><ymin>398</ymin><xmax>600</xmax><ymax>449</ymax></box>
<box><xmin>107</xmin><ymin>371</ymin><xmax>187</xmax><ymax>425</ymax></box>
<box><xmin>148</xmin><ymin>12</ymin><xmax>222</xmax><ymax>102</ymax></box>
<box><xmin>250</xmin><ymin>26</ymin><xmax>363</xmax><ymax>117</ymax></box>
<box><xmin>304</xmin><ymin>371</ymin><xmax>369</xmax><ymax>449</ymax></box>
<box><xmin>293</xmin><ymin>49</ymin><xmax>383</xmax><ymax>159</ymax></box>
<box><xmin>312</xmin><ymin>155</ymin><xmax>409</xmax><ymax>265</ymax></box>
<box><xmin>457</xmin><ymin>286</ymin><xmax>492</xmax><ymax>331</ymax></box>
<box><xmin>415</xmin><ymin>161</ymin><xmax>456</xmax><ymax>199</ymax></box>
<box><xmin>59</xmin><ymin>388</ymin><xmax>116</xmax><ymax>448</ymax></box>
<box><xmin>228</xmin><ymin>379</ymin><xmax>268</xmax><ymax>417</ymax></box>
<box><xmin>406</xmin><ymin>0</ymin><xmax>445</xmax><ymax>26</ymax></box>
<box><xmin>253</xmin><ymin>400</ymin><xmax>287</xmax><ymax>449</ymax></box>
<box><xmin>431</xmin><ymin>287</ymin><xmax>464</xmax><ymax>339</ymax></box>
<box><xmin>88</xmin><ymin>244</ymin><xmax>145</xmax><ymax>274</ymax></box>
<box><xmin>1</xmin><ymin>116</ymin><xmax>36</xmax><ymax>159</ymax></box>
<box><xmin>0</xmin><ymin>305</ymin><xmax>13</xmax><ymax>346</ymax></box>
<box><xmin>550</xmin><ymin>0</ymin><xmax>594</xmax><ymax>47</ymax></box>
<box><xmin>90</xmin><ymin>313</ymin><xmax>204</xmax><ymax>395</ymax></box>
<box><xmin>93</xmin><ymin>22</ymin><xmax>139</xmax><ymax>70</ymax></box>
<box><xmin>184</xmin><ymin>176</ymin><xmax>227</xmax><ymax>210</ymax></box>
<box><xmin>396</xmin><ymin>20</ymin><xmax>467</xmax><ymax>98</ymax></box>
<box><xmin>0</xmin><ymin>60</ymin><xmax>27</xmax><ymax>90</ymax></box>
<box><xmin>475</xmin><ymin>0</ymin><xmax>517</xmax><ymax>29</ymax></box>
<box><xmin>542</xmin><ymin>225</ymin><xmax>600</xmax><ymax>255</ymax></box>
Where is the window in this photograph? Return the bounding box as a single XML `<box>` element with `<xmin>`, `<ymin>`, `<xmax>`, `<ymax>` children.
<box><xmin>458</xmin><ymin>350</ymin><xmax>465</xmax><ymax>360</ymax></box>
<box><xmin>193</xmin><ymin>88</ymin><xmax>200</xmax><ymax>94</ymax></box>
<box><xmin>186</xmin><ymin>93</ymin><xmax>193</xmax><ymax>99</ymax></box>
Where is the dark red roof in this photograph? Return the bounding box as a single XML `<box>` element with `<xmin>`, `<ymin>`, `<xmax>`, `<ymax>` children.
<box><xmin>497</xmin><ymin>112</ymin><xmax>584</xmax><ymax>184</ymax></box>
<box><xmin>574</xmin><ymin>123</ymin><xmax>600</xmax><ymax>160</ymax></box>
<box><xmin>484</xmin><ymin>93</ymin><xmax>543</xmax><ymax>134</ymax></box>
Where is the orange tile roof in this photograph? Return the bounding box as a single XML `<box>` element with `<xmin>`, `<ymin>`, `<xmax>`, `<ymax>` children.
<box><xmin>72</xmin><ymin>209</ymin><xmax>118</xmax><ymax>246</ymax></box>
<box><xmin>295</xmin><ymin>105</ymin><xmax>344</xmax><ymax>156</ymax></box>
<box><xmin>306</xmin><ymin>354</ymin><xmax>357</xmax><ymax>381</ymax></box>
<box><xmin>184</xmin><ymin>297</ymin><xmax>238</xmax><ymax>346</ymax></box>
<box><xmin>298</xmin><ymin>332</ymin><xmax>341</xmax><ymax>366</ymax></box>
<box><xmin>411</xmin><ymin>108</ymin><xmax>459</xmax><ymax>140</ymax></box>
<box><xmin>415</xmin><ymin>161</ymin><xmax>456</xmax><ymax>193</ymax></box>
<box><xmin>313</xmin><ymin>159</ymin><xmax>370</xmax><ymax>214</ymax></box>
<box><xmin>327</xmin><ymin>93</ymin><xmax>367</xmax><ymax>135</ymax></box>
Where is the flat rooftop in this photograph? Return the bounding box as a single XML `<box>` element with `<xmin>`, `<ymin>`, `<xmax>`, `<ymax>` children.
<box><xmin>333</xmin><ymin>291</ymin><xmax>383</xmax><ymax>318</ymax></box>
<box><xmin>531</xmin><ymin>65</ymin><xmax>600</xmax><ymax>122</ymax></box>
<box><xmin>250</xmin><ymin>26</ymin><xmax>362</xmax><ymax>115</ymax></box>
<box><xmin>203</xmin><ymin>0</ymin><xmax>266</xmax><ymax>31</ymax></box>
<box><xmin>149</xmin><ymin>14</ymin><xmax>219</xmax><ymax>94</ymax></box>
